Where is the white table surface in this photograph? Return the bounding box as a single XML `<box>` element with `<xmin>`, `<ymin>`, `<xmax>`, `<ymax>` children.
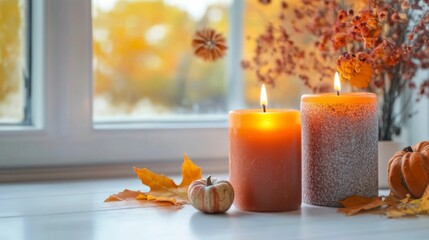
<box><xmin>0</xmin><ymin>176</ymin><xmax>428</xmax><ymax>240</ymax></box>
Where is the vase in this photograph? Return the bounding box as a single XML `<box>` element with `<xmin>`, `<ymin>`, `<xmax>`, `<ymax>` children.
<box><xmin>378</xmin><ymin>141</ymin><xmax>402</xmax><ymax>189</ymax></box>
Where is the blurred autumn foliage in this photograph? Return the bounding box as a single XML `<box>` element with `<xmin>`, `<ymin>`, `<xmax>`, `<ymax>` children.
<box><xmin>93</xmin><ymin>1</ymin><xmax>310</xmax><ymax>119</ymax></box>
<box><xmin>242</xmin><ymin>0</ymin><xmax>310</xmax><ymax>109</ymax></box>
<box><xmin>93</xmin><ymin>1</ymin><xmax>230</xmax><ymax>119</ymax></box>
<box><xmin>0</xmin><ymin>0</ymin><xmax>24</xmax><ymax>122</ymax></box>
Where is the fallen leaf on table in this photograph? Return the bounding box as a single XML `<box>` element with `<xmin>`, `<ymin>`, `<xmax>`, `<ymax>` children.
<box><xmin>338</xmin><ymin>184</ymin><xmax>429</xmax><ymax>218</ymax></box>
<box><xmin>104</xmin><ymin>189</ymin><xmax>143</xmax><ymax>202</ymax></box>
<box><xmin>390</xmin><ymin>185</ymin><xmax>429</xmax><ymax>217</ymax></box>
<box><xmin>104</xmin><ymin>154</ymin><xmax>202</xmax><ymax>206</ymax></box>
<box><xmin>338</xmin><ymin>195</ymin><xmax>384</xmax><ymax>216</ymax></box>
<box><xmin>396</xmin><ymin>195</ymin><xmax>420</xmax><ymax>216</ymax></box>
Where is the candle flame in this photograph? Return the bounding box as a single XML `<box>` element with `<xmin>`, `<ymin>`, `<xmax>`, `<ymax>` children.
<box><xmin>260</xmin><ymin>84</ymin><xmax>268</xmax><ymax>108</ymax></box>
<box><xmin>334</xmin><ymin>72</ymin><xmax>341</xmax><ymax>92</ymax></box>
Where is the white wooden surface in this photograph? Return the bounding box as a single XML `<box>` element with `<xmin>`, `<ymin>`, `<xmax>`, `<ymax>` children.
<box><xmin>1</xmin><ymin>176</ymin><xmax>428</xmax><ymax>240</ymax></box>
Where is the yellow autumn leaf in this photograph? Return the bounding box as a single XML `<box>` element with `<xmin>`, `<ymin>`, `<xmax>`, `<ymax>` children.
<box><xmin>398</xmin><ymin>202</ymin><xmax>419</xmax><ymax>216</ymax></box>
<box><xmin>133</xmin><ymin>154</ymin><xmax>202</xmax><ymax>205</ymax></box>
<box><xmin>178</xmin><ymin>154</ymin><xmax>204</xmax><ymax>187</ymax></box>
<box><xmin>340</xmin><ymin>184</ymin><xmax>429</xmax><ymax>218</ymax></box>
<box><xmin>105</xmin><ymin>154</ymin><xmax>202</xmax><ymax>206</ymax></box>
<box><xmin>394</xmin><ymin>194</ymin><xmax>421</xmax><ymax>216</ymax></box>
<box><xmin>418</xmin><ymin>185</ymin><xmax>429</xmax><ymax>213</ymax></box>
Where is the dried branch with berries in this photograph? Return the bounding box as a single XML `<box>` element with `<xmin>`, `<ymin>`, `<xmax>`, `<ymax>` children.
<box><xmin>242</xmin><ymin>0</ymin><xmax>429</xmax><ymax>141</ymax></box>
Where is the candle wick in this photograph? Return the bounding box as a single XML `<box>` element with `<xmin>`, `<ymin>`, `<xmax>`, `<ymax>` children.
<box><xmin>337</xmin><ymin>90</ymin><xmax>340</xmax><ymax>96</ymax></box>
<box><xmin>262</xmin><ymin>104</ymin><xmax>266</xmax><ymax>113</ymax></box>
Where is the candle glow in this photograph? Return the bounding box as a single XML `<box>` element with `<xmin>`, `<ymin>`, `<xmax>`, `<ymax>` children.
<box><xmin>260</xmin><ymin>84</ymin><xmax>268</xmax><ymax>111</ymax></box>
<box><xmin>334</xmin><ymin>72</ymin><xmax>341</xmax><ymax>93</ymax></box>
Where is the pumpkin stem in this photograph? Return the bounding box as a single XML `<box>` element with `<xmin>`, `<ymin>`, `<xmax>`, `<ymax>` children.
<box><xmin>403</xmin><ymin>146</ymin><xmax>413</xmax><ymax>152</ymax></box>
<box><xmin>206</xmin><ymin>176</ymin><xmax>212</xmax><ymax>186</ymax></box>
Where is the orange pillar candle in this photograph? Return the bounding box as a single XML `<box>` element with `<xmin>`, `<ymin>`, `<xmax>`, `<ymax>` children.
<box><xmin>229</xmin><ymin>85</ymin><xmax>301</xmax><ymax>212</ymax></box>
<box><xmin>301</xmin><ymin>73</ymin><xmax>378</xmax><ymax>207</ymax></box>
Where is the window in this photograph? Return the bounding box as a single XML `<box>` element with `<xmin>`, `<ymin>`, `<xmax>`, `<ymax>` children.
<box><xmin>0</xmin><ymin>0</ymin><xmax>427</xmax><ymax>173</ymax></box>
<box><xmin>91</xmin><ymin>0</ymin><xmax>307</xmax><ymax>124</ymax></box>
<box><xmin>0</xmin><ymin>0</ymin><xmax>30</xmax><ymax>125</ymax></box>
<box><xmin>92</xmin><ymin>0</ymin><xmax>231</xmax><ymax>122</ymax></box>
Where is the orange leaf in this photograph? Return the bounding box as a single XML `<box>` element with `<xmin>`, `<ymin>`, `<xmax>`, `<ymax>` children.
<box><xmin>135</xmin><ymin>193</ymin><xmax>177</xmax><ymax>204</ymax></box>
<box><xmin>135</xmin><ymin>194</ymin><xmax>148</xmax><ymax>200</ymax></box>
<box><xmin>105</xmin><ymin>154</ymin><xmax>202</xmax><ymax>206</ymax></box>
<box><xmin>133</xmin><ymin>153</ymin><xmax>202</xmax><ymax>204</ymax></box>
<box><xmin>179</xmin><ymin>154</ymin><xmax>203</xmax><ymax>187</ymax></box>
<box><xmin>104</xmin><ymin>189</ymin><xmax>143</xmax><ymax>202</ymax></box>
<box><xmin>338</xmin><ymin>195</ymin><xmax>384</xmax><ymax>216</ymax></box>
<box><xmin>147</xmin><ymin>194</ymin><xmax>177</xmax><ymax>205</ymax></box>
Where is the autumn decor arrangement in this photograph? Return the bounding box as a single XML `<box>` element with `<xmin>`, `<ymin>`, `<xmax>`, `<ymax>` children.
<box><xmin>188</xmin><ymin>176</ymin><xmax>234</xmax><ymax>214</ymax></box>
<box><xmin>105</xmin><ymin>154</ymin><xmax>235</xmax><ymax>214</ymax></box>
<box><xmin>105</xmin><ymin>154</ymin><xmax>203</xmax><ymax>206</ymax></box>
<box><xmin>338</xmin><ymin>186</ymin><xmax>429</xmax><ymax>218</ymax></box>
<box><xmin>242</xmin><ymin>0</ymin><xmax>429</xmax><ymax>141</ymax></box>
<box><xmin>336</xmin><ymin>141</ymin><xmax>429</xmax><ymax>218</ymax></box>
<box><xmin>103</xmin><ymin>0</ymin><xmax>429</xmax><ymax>220</ymax></box>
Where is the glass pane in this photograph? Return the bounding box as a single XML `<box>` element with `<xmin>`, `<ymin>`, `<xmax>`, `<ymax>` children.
<box><xmin>92</xmin><ymin>0</ymin><xmax>231</xmax><ymax>122</ymax></box>
<box><xmin>242</xmin><ymin>1</ymin><xmax>327</xmax><ymax>110</ymax></box>
<box><xmin>0</xmin><ymin>0</ymin><xmax>27</xmax><ymax>124</ymax></box>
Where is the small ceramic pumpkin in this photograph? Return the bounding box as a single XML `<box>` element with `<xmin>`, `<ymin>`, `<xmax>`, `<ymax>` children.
<box><xmin>388</xmin><ymin>141</ymin><xmax>429</xmax><ymax>198</ymax></box>
<box><xmin>188</xmin><ymin>176</ymin><xmax>234</xmax><ymax>213</ymax></box>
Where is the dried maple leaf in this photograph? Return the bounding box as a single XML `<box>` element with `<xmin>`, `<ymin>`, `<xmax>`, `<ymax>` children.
<box><xmin>389</xmin><ymin>192</ymin><xmax>426</xmax><ymax>217</ymax></box>
<box><xmin>104</xmin><ymin>154</ymin><xmax>202</xmax><ymax>206</ymax></box>
<box><xmin>398</xmin><ymin>199</ymin><xmax>420</xmax><ymax>216</ymax></box>
<box><xmin>104</xmin><ymin>189</ymin><xmax>143</xmax><ymax>202</ymax></box>
<box><xmin>339</xmin><ymin>184</ymin><xmax>429</xmax><ymax>218</ymax></box>
<box><xmin>338</xmin><ymin>195</ymin><xmax>384</xmax><ymax>216</ymax></box>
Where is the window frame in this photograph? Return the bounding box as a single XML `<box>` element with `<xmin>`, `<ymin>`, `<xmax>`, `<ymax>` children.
<box><xmin>0</xmin><ymin>0</ymin><xmax>240</xmax><ymax>169</ymax></box>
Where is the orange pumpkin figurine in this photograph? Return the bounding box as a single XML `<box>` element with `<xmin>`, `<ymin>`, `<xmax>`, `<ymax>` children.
<box><xmin>188</xmin><ymin>176</ymin><xmax>234</xmax><ymax>213</ymax></box>
<box><xmin>388</xmin><ymin>141</ymin><xmax>429</xmax><ymax>198</ymax></box>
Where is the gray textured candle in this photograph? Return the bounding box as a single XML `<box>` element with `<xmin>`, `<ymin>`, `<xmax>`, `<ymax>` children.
<box><xmin>301</xmin><ymin>92</ymin><xmax>378</xmax><ymax>207</ymax></box>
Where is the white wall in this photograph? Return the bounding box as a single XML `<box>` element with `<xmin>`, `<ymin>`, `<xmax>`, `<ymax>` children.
<box><xmin>407</xmin><ymin>70</ymin><xmax>429</xmax><ymax>145</ymax></box>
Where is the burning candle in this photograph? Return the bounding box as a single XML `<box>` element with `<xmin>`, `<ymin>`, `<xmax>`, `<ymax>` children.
<box><xmin>301</xmin><ymin>73</ymin><xmax>378</xmax><ymax>207</ymax></box>
<box><xmin>229</xmin><ymin>84</ymin><xmax>301</xmax><ymax>212</ymax></box>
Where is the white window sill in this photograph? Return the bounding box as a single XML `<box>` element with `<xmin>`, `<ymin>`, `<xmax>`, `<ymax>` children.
<box><xmin>0</xmin><ymin>177</ymin><xmax>426</xmax><ymax>239</ymax></box>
